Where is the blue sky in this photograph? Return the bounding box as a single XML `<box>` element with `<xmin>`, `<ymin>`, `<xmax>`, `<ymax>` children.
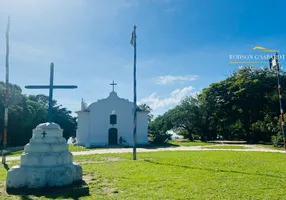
<box><xmin>0</xmin><ymin>0</ymin><xmax>286</xmax><ymax>116</ymax></box>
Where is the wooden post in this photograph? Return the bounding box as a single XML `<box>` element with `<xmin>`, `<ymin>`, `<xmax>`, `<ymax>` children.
<box><xmin>2</xmin><ymin>17</ymin><xmax>10</xmax><ymax>164</ymax></box>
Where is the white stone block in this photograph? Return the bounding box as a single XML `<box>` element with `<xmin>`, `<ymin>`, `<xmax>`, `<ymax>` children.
<box><xmin>24</xmin><ymin>143</ymin><xmax>68</xmax><ymax>153</ymax></box>
<box><xmin>6</xmin><ymin>122</ymin><xmax>82</xmax><ymax>189</ymax></box>
<box><xmin>6</xmin><ymin>166</ymin><xmax>27</xmax><ymax>188</ymax></box>
<box><xmin>27</xmin><ymin>169</ymin><xmax>47</xmax><ymax>188</ymax></box>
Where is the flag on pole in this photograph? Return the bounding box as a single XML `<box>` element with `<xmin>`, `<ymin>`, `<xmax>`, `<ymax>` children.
<box><xmin>269</xmin><ymin>53</ymin><xmax>278</xmax><ymax>69</ymax></box>
<box><xmin>130</xmin><ymin>30</ymin><xmax>135</xmax><ymax>46</ymax></box>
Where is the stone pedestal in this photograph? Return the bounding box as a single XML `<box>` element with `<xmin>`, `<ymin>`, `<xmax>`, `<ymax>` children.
<box><xmin>6</xmin><ymin>122</ymin><xmax>82</xmax><ymax>189</ymax></box>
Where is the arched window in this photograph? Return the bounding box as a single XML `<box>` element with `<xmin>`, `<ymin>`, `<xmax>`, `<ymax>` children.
<box><xmin>110</xmin><ymin>114</ymin><xmax>117</xmax><ymax>125</ymax></box>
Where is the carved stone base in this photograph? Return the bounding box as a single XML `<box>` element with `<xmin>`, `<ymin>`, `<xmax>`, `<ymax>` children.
<box><xmin>6</xmin><ymin>163</ymin><xmax>82</xmax><ymax>189</ymax></box>
<box><xmin>6</xmin><ymin>122</ymin><xmax>83</xmax><ymax>189</ymax></box>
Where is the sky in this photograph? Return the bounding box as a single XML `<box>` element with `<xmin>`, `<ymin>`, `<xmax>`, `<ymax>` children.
<box><xmin>0</xmin><ymin>0</ymin><xmax>286</xmax><ymax>117</ymax></box>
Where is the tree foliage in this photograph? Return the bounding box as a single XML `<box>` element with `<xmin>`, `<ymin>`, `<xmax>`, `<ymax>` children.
<box><xmin>149</xmin><ymin>67</ymin><xmax>286</xmax><ymax>144</ymax></box>
<box><xmin>148</xmin><ymin>114</ymin><xmax>172</xmax><ymax>144</ymax></box>
<box><xmin>0</xmin><ymin>82</ymin><xmax>77</xmax><ymax>147</ymax></box>
<box><xmin>138</xmin><ymin>103</ymin><xmax>153</xmax><ymax>122</ymax></box>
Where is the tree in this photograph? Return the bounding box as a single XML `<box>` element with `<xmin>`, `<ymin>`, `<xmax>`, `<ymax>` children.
<box><xmin>169</xmin><ymin>96</ymin><xmax>206</xmax><ymax>141</ymax></box>
<box><xmin>201</xmin><ymin>67</ymin><xmax>285</xmax><ymax>143</ymax></box>
<box><xmin>28</xmin><ymin>94</ymin><xmax>77</xmax><ymax>139</ymax></box>
<box><xmin>138</xmin><ymin>103</ymin><xmax>153</xmax><ymax>122</ymax></box>
<box><xmin>150</xmin><ymin>66</ymin><xmax>286</xmax><ymax>144</ymax></box>
<box><xmin>0</xmin><ymin>82</ymin><xmax>77</xmax><ymax>147</ymax></box>
<box><xmin>148</xmin><ymin>113</ymin><xmax>172</xmax><ymax>144</ymax></box>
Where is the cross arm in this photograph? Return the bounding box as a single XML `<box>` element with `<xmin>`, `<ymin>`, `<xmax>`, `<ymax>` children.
<box><xmin>25</xmin><ymin>85</ymin><xmax>49</xmax><ymax>89</ymax></box>
<box><xmin>25</xmin><ymin>85</ymin><xmax>77</xmax><ymax>89</ymax></box>
<box><xmin>53</xmin><ymin>85</ymin><xmax>77</xmax><ymax>89</ymax></box>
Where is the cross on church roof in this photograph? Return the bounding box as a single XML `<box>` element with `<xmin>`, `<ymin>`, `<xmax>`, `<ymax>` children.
<box><xmin>110</xmin><ymin>81</ymin><xmax>117</xmax><ymax>92</ymax></box>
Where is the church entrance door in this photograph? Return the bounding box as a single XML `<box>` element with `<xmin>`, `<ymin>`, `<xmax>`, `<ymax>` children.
<box><xmin>108</xmin><ymin>128</ymin><xmax>118</xmax><ymax>145</ymax></box>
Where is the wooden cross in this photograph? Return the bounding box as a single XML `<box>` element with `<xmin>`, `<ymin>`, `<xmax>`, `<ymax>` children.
<box><xmin>25</xmin><ymin>63</ymin><xmax>77</xmax><ymax>122</ymax></box>
<box><xmin>110</xmin><ymin>81</ymin><xmax>117</xmax><ymax>92</ymax></box>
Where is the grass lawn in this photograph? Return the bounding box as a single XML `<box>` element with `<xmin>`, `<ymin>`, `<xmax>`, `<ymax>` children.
<box><xmin>6</xmin><ymin>150</ymin><xmax>24</xmax><ymax>157</ymax></box>
<box><xmin>1</xmin><ymin>150</ymin><xmax>286</xmax><ymax>199</ymax></box>
<box><xmin>68</xmin><ymin>144</ymin><xmax>91</xmax><ymax>152</ymax></box>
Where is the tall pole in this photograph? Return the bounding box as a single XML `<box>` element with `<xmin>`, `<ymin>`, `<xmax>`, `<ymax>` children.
<box><xmin>2</xmin><ymin>17</ymin><xmax>10</xmax><ymax>164</ymax></box>
<box><xmin>274</xmin><ymin>53</ymin><xmax>286</xmax><ymax>149</ymax></box>
<box><xmin>132</xmin><ymin>25</ymin><xmax>137</xmax><ymax>160</ymax></box>
<box><xmin>48</xmin><ymin>63</ymin><xmax>54</xmax><ymax>122</ymax></box>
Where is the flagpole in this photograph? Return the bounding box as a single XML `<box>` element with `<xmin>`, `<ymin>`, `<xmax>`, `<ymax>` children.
<box><xmin>132</xmin><ymin>25</ymin><xmax>137</xmax><ymax>160</ymax></box>
<box><xmin>2</xmin><ymin>17</ymin><xmax>10</xmax><ymax>164</ymax></box>
<box><xmin>274</xmin><ymin>53</ymin><xmax>286</xmax><ymax>150</ymax></box>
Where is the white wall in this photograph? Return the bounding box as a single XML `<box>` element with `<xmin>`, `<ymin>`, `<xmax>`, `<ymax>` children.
<box><xmin>87</xmin><ymin>92</ymin><xmax>133</xmax><ymax>146</ymax></box>
<box><xmin>76</xmin><ymin>112</ymin><xmax>89</xmax><ymax>145</ymax></box>
<box><xmin>77</xmin><ymin>92</ymin><xmax>149</xmax><ymax>146</ymax></box>
<box><xmin>136</xmin><ymin>111</ymin><xmax>149</xmax><ymax>144</ymax></box>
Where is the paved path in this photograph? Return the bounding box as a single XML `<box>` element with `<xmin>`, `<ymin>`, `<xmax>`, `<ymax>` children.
<box><xmin>3</xmin><ymin>145</ymin><xmax>285</xmax><ymax>161</ymax></box>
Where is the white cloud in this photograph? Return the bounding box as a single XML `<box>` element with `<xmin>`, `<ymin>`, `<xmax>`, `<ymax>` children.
<box><xmin>139</xmin><ymin>86</ymin><xmax>198</xmax><ymax>110</ymax></box>
<box><xmin>156</xmin><ymin>75</ymin><xmax>199</xmax><ymax>85</ymax></box>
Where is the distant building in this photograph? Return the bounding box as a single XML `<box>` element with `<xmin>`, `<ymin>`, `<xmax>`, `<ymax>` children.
<box><xmin>76</xmin><ymin>87</ymin><xmax>149</xmax><ymax>147</ymax></box>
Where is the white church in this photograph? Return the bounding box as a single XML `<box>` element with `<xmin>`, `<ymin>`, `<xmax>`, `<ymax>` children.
<box><xmin>75</xmin><ymin>82</ymin><xmax>149</xmax><ymax>147</ymax></box>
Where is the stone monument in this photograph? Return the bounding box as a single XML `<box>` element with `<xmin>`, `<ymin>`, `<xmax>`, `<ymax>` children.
<box><xmin>6</xmin><ymin>63</ymin><xmax>81</xmax><ymax>189</ymax></box>
<box><xmin>6</xmin><ymin>122</ymin><xmax>82</xmax><ymax>188</ymax></box>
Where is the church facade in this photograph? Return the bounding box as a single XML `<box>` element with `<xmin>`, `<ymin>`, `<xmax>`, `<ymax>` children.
<box><xmin>75</xmin><ymin>90</ymin><xmax>149</xmax><ymax>147</ymax></box>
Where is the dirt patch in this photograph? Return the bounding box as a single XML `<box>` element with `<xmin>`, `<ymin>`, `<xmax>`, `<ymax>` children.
<box><xmin>103</xmin><ymin>157</ymin><xmax>127</xmax><ymax>162</ymax></box>
<box><xmin>103</xmin><ymin>186</ymin><xmax>119</xmax><ymax>196</ymax></box>
<box><xmin>83</xmin><ymin>174</ymin><xmax>94</xmax><ymax>183</ymax></box>
<box><xmin>79</xmin><ymin>157</ymin><xmax>127</xmax><ymax>165</ymax></box>
<box><xmin>0</xmin><ymin>181</ymin><xmax>6</xmax><ymax>195</ymax></box>
<box><xmin>78</xmin><ymin>160</ymin><xmax>102</xmax><ymax>165</ymax></box>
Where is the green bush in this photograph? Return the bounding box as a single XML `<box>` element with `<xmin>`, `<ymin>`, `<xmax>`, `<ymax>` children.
<box><xmin>177</xmin><ymin>130</ymin><xmax>189</xmax><ymax>139</ymax></box>
<box><xmin>271</xmin><ymin>133</ymin><xmax>283</xmax><ymax>147</ymax></box>
<box><xmin>151</xmin><ymin>133</ymin><xmax>171</xmax><ymax>144</ymax></box>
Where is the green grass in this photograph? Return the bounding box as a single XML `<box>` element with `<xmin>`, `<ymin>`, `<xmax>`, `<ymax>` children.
<box><xmin>202</xmin><ymin>145</ymin><xmax>247</xmax><ymax>149</ymax></box>
<box><xmin>168</xmin><ymin>139</ymin><xmax>214</xmax><ymax>146</ymax></box>
<box><xmin>68</xmin><ymin>145</ymin><xmax>91</xmax><ymax>152</ymax></box>
<box><xmin>1</xmin><ymin>151</ymin><xmax>286</xmax><ymax>199</ymax></box>
<box><xmin>6</xmin><ymin>150</ymin><xmax>24</xmax><ymax>157</ymax></box>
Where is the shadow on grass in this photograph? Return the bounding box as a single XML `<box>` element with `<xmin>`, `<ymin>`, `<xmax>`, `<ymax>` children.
<box><xmin>208</xmin><ymin>140</ymin><xmax>247</xmax><ymax>144</ymax></box>
<box><xmin>7</xmin><ymin>180</ymin><xmax>90</xmax><ymax>200</ymax></box>
<box><xmin>141</xmin><ymin>143</ymin><xmax>180</xmax><ymax>149</ymax></box>
<box><xmin>144</xmin><ymin>160</ymin><xmax>284</xmax><ymax>179</ymax></box>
